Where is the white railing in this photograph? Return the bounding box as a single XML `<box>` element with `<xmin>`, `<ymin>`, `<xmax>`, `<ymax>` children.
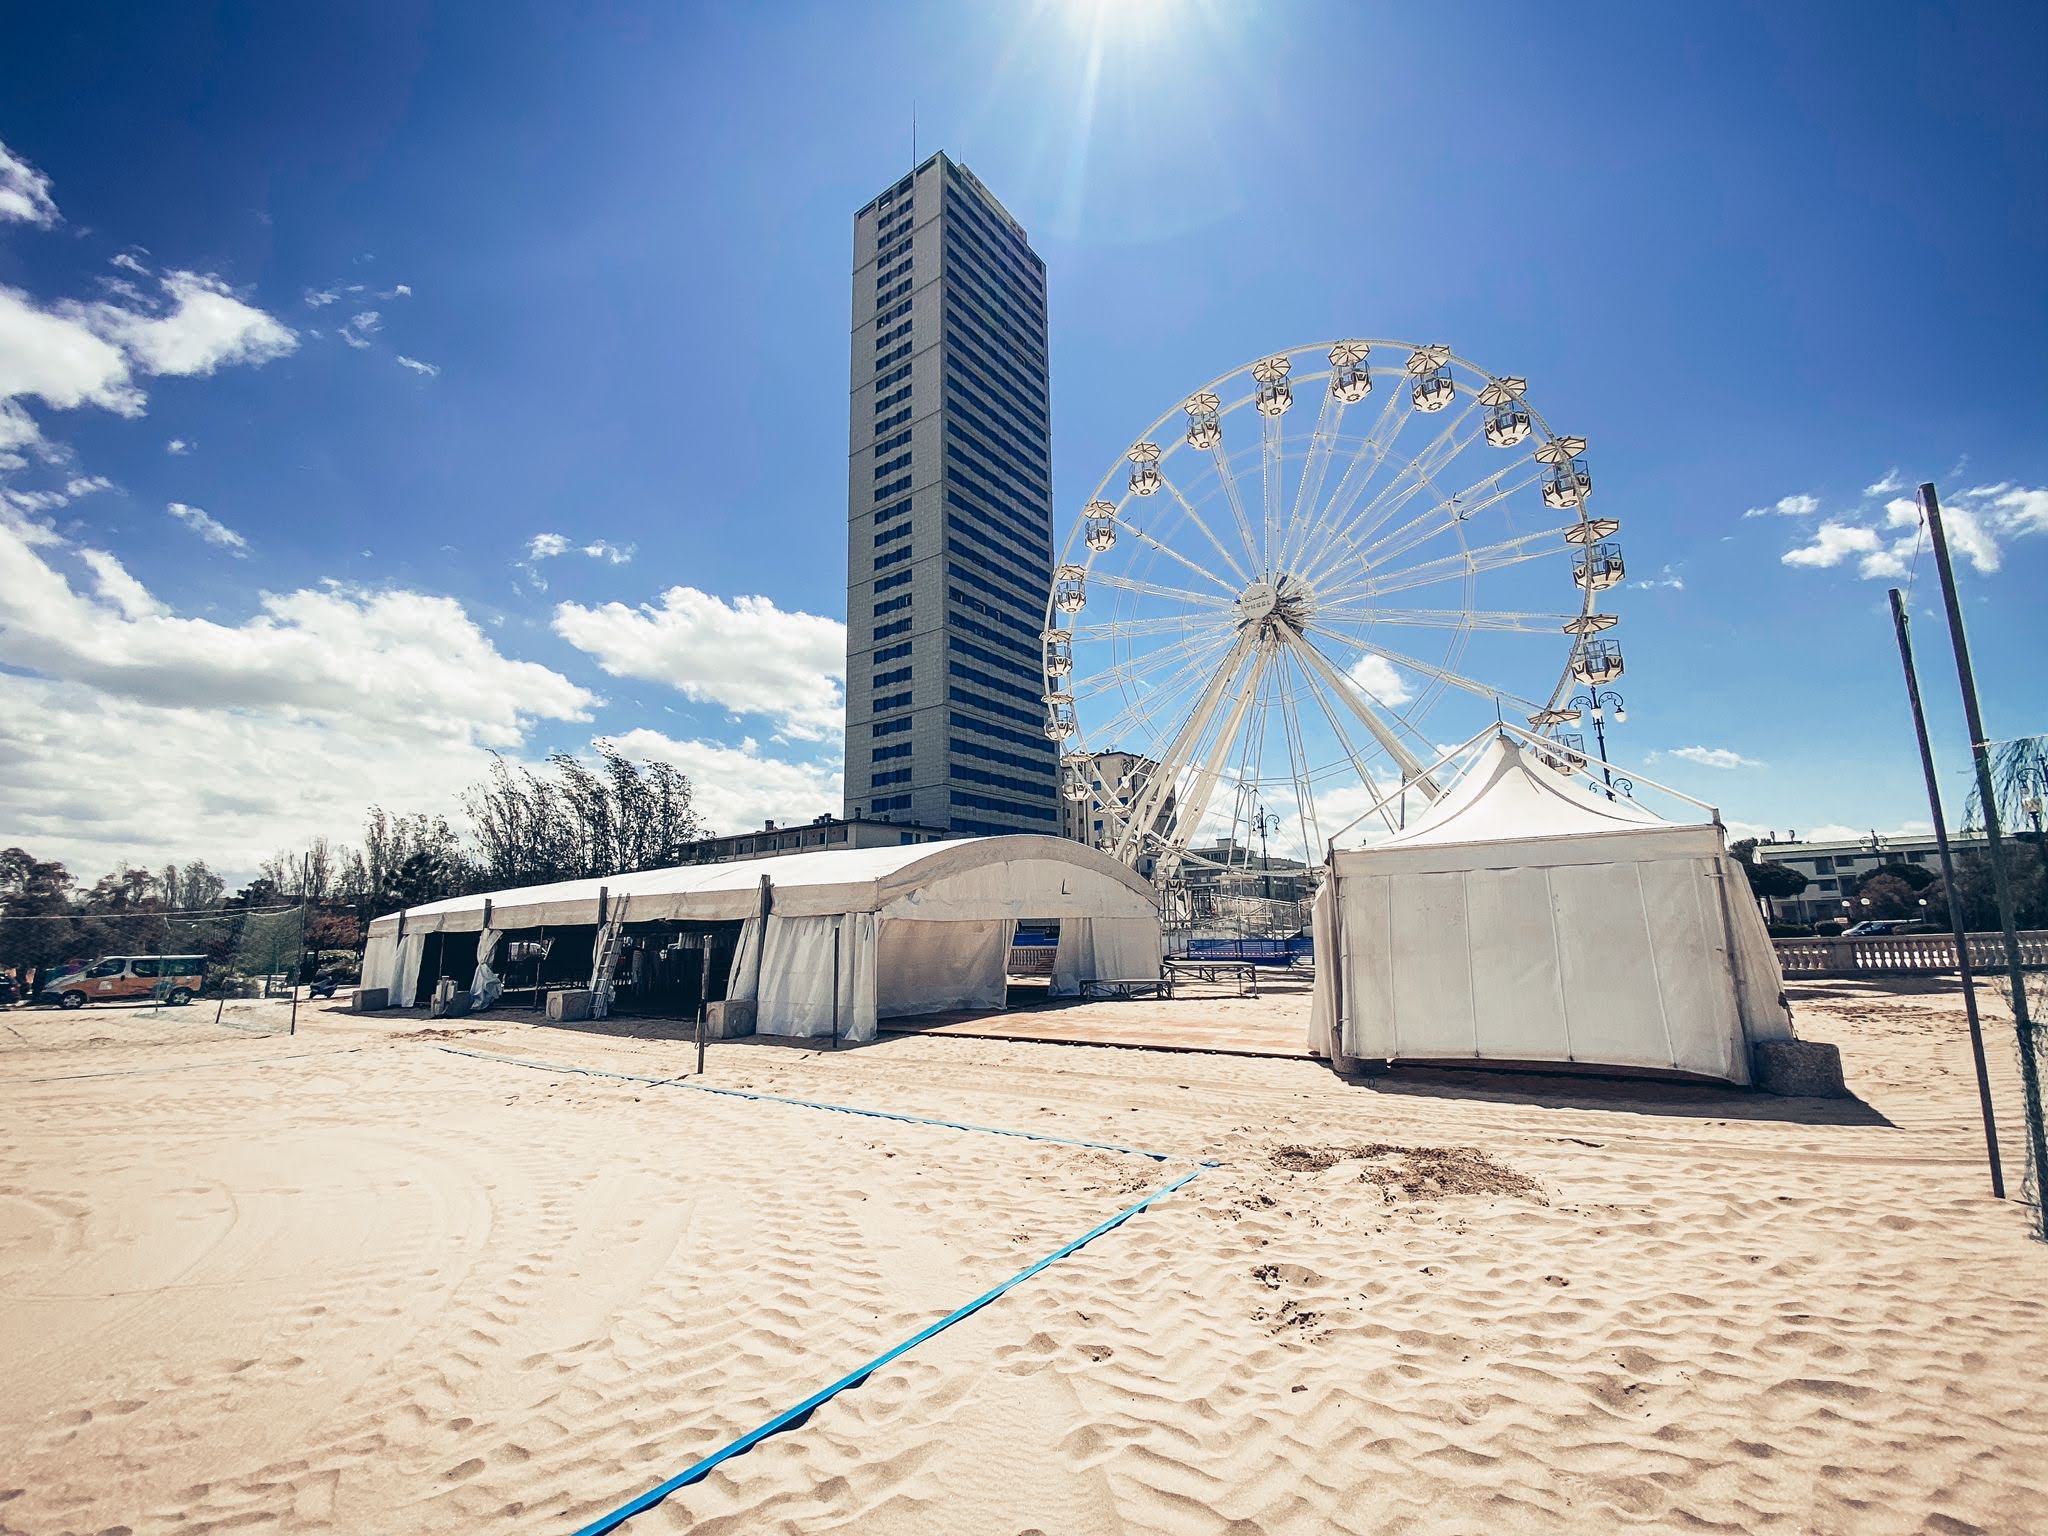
<box><xmin>1773</xmin><ymin>930</ymin><xmax>2048</xmax><ymax>976</ymax></box>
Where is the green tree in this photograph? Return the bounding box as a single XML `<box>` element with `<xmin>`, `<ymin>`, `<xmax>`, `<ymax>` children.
<box><xmin>1851</xmin><ymin>872</ymin><xmax>1922</xmax><ymax>920</ymax></box>
<box><xmin>1856</xmin><ymin>860</ymin><xmax>1937</xmax><ymax>893</ymax></box>
<box><xmin>0</xmin><ymin>848</ymin><xmax>78</xmax><ymax>980</ymax></box>
<box><xmin>1730</xmin><ymin>838</ymin><xmax>1810</xmax><ymax>904</ymax></box>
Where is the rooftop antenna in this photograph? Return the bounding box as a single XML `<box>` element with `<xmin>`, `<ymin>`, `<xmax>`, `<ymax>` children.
<box><xmin>911</xmin><ymin>102</ymin><xmax>917</xmax><ymax>170</ymax></box>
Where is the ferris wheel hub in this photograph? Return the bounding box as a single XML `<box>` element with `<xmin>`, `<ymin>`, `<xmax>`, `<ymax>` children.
<box><xmin>1237</xmin><ymin>573</ymin><xmax>1316</xmax><ymax>637</ymax></box>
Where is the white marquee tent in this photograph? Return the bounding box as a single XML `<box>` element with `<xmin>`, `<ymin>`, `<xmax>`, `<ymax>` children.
<box><xmin>1309</xmin><ymin>732</ymin><xmax>1794</xmax><ymax>1084</ymax></box>
<box><xmin>362</xmin><ymin>834</ymin><xmax>1160</xmax><ymax>1043</ymax></box>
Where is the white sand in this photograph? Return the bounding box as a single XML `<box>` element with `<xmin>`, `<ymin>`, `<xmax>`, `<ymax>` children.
<box><xmin>2</xmin><ymin>980</ymin><xmax>2044</xmax><ymax>1534</ymax></box>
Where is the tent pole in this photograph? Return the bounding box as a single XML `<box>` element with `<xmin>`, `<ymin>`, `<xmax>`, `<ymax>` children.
<box><xmin>832</xmin><ymin>921</ymin><xmax>841</xmax><ymax>1051</ymax></box>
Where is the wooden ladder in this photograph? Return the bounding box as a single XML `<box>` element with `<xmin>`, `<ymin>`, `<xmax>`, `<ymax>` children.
<box><xmin>589</xmin><ymin>892</ymin><xmax>632</xmax><ymax>1020</ymax></box>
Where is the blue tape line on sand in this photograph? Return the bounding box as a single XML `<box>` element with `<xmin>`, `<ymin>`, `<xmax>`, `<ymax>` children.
<box><xmin>567</xmin><ymin>1162</ymin><xmax>1209</xmax><ymax>1536</ymax></box>
<box><xmin>430</xmin><ymin>1043</ymin><xmax>1180</xmax><ymax>1162</ymax></box>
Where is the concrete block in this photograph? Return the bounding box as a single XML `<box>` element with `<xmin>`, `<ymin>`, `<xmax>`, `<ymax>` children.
<box><xmin>547</xmin><ymin>988</ymin><xmax>593</xmax><ymax>1023</ymax></box>
<box><xmin>705</xmin><ymin>999</ymin><xmax>756</xmax><ymax>1038</ymax></box>
<box><xmin>350</xmin><ymin>987</ymin><xmax>388</xmax><ymax>1012</ymax></box>
<box><xmin>1753</xmin><ymin>1039</ymin><xmax>1849</xmax><ymax>1098</ymax></box>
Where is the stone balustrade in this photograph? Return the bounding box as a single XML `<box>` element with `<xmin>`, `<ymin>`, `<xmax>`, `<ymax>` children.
<box><xmin>1773</xmin><ymin>930</ymin><xmax>2048</xmax><ymax>977</ymax></box>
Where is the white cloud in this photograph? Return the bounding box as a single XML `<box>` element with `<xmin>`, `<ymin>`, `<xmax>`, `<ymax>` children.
<box><xmin>395</xmin><ymin>354</ymin><xmax>439</xmax><ymax>377</ymax></box>
<box><xmin>0</xmin><ymin>268</ymin><xmax>295</xmax><ymax>458</ymax></box>
<box><xmin>0</xmin><ymin>515</ymin><xmax>595</xmax><ymax>749</ymax></box>
<box><xmin>582</xmin><ymin>539</ymin><xmax>634</xmax><ymax>564</ymax></box>
<box><xmin>0</xmin><ymin>523</ymin><xmax>836</xmax><ymax>873</ymax></box>
<box><xmin>1346</xmin><ymin>654</ymin><xmax>1414</xmax><ymax>708</ymax></box>
<box><xmin>1864</xmin><ymin>468</ymin><xmax>1905</xmax><ymax>498</ymax></box>
<box><xmin>610</xmin><ymin>728</ymin><xmax>842</xmax><ymax>837</ymax></box>
<box><xmin>1778</xmin><ymin>475</ymin><xmax>2043</xmax><ymax>585</ymax></box>
<box><xmin>339</xmin><ymin>310</ymin><xmax>381</xmax><ymax>348</ymax></box>
<box><xmin>1744</xmin><ymin>493</ymin><xmax>1820</xmax><ymax>519</ymax></box>
<box><xmin>1781</xmin><ymin>521</ymin><xmax>1881</xmax><ymax>568</ymax></box>
<box><xmin>166</xmin><ymin>437</ymin><xmax>192</xmax><ymax>455</ymax></box>
<box><xmin>0</xmin><ymin>139</ymin><xmax>59</xmax><ymax>227</ymax></box>
<box><xmin>0</xmin><ymin>283</ymin><xmax>143</xmax><ymax>416</ymax></box>
<box><xmin>304</xmin><ymin>287</ymin><xmax>340</xmax><ymax>308</ymax></box>
<box><xmin>1669</xmin><ymin>745</ymin><xmax>1764</xmax><ymax>770</ymax></box>
<box><xmin>86</xmin><ymin>270</ymin><xmax>297</xmax><ymax>377</ymax></box>
<box><xmin>76</xmin><ymin>548</ymin><xmax>165</xmax><ymax>620</ymax></box>
<box><xmin>382</xmin><ymin>284</ymin><xmax>413</xmax><ymax>299</ymax></box>
<box><xmin>0</xmin><ymin>471</ymin><xmax>115</xmax><ymax>517</ymax></box>
<box><xmin>554</xmin><ymin>586</ymin><xmax>846</xmax><ymax>741</ymax></box>
<box><xmin>526</xmin><ymin>532</ymin><xmax>570</xmax><ymax>559</ymax></box>
<box><xmin>1988</xmin><ymin>484</ymin><xmax>2048</xmax><ymax>535</ymax></box>
<box><xmin>166</xmin><ymin>500</ymin><xmax>250</xmax><ymax>555</ymax></box>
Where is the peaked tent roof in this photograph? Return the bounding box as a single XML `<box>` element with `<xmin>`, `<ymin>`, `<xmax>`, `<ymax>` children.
<box><xmin>1375</xmin><ymin>734</ymin><xmax>1684</xmax><ymax>849</ymax></box>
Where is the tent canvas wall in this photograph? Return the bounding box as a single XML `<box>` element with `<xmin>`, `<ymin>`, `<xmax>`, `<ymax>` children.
<box><xmin>363</xmin><ymin>835</ymin><xmax>1160</xmax><ymax>1042</ymax></box>
<box><xmin>1310</xmin><ymin>735</ymin><xmax>1793</xmax><ymax>1084</ymax></box>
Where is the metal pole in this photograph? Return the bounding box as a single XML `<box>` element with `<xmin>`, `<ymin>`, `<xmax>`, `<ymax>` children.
<box><xmin>696</xmin><ymin>939</ymin><xmax>710</xmax><ymax>1076</ymax></box>
<box><xmin>1923</xmin><ymin>482</ymin><xmax>2046</xmax><ymax>1231</ymax></box>
<box><xmin>750</xmin><ymin>875</ymin><xmax>773</xmax><ymax>1020</ymax></box>
<box><xmin>1889</xmin><ymin>587</ymin><xmax>2002</xmax><ymax>1197</ymax></box>
<box><xmin>831</xmin><ymin>921</ymin><xmax>841</xmax><ymax>1050</ymax></box>
<box><xmin>289</xmin><ymin>906</ymin><xmax>303</xmax><ymax>1037</ymax></box>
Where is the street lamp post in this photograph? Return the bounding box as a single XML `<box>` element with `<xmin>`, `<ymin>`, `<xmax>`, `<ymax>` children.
<box><xmin>1566</xmin><ymin>689</ymin><xmax>1627</xmax><ymax>799</ymax></box>
<box><xmin>1253</xmin><ymin>807</ymin><xmax>1280</xmax><ymax>901</ymax></box>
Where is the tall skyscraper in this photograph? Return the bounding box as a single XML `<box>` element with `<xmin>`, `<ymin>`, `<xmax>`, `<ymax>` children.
<box><xmin>843</xmin><ymin>152</ymin><xmax>1060</xmax><ymax>836</ymax></box>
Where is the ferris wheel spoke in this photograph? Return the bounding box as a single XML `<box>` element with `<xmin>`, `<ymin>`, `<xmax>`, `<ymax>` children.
<box><xmin>1333</xmin><ymin>463</ymin><xmax>1545</xmax><ymax>580</ymax></box>
<box><xmin>1307</xmin><ymin>623</ymin><xmax>1545</xmax><ymax>718</ymax></box>
<box><xmin>1158</xmin><ymin>473</ymin><xmax>1255</xmax><ymax>587</ymax></box>
<box><xmin>1313</xmin><ymin>606</ymin><xmax>1588</xmax><ymax>635</ymax></box>
<box><xmin>1282</xmin><ymin>631</ymin><xmax>1441</xmax><ymax>796</ymax></box>
<box><xmin>1277</xmin><ymin>386</ymin><xmax>1343</xmax><ymax>575</ymax></box>
<box><xmin>1078</xmin><ymin>612</ymin><xmax>1227</xmax><ymax>642</ymax></box>
<box><xmin>1298</xmin><ymin>402</ymin><xmax>1487</xmax><ymax>587</ymax></box>
<box><xmin>1261</xmin><ymin>409</ymin><xmax>1287</xmax><ymax>576</ymax></box>
<box><xmin>1319</xmin><ymin>524</ymin><xmax>1582</xmax><ymax>603</ymax></box>
<box><xmin>1084</xmin><ymin>637</ymin><xmax>1236</xmax><ymax>743</ymax></box>
<box><xmin>1116</xmin><ymin>631</ymin><xmax>1257</xmax><ymax>864</ymax></box>
<box><xmin>1113</xmin><ymin>512</ymin><xmax>1240</xmax><ymax>596</ymax></box>
<box><xmin>1154</xmin><ymin>645</ymin><xmax>1272</xmax><ymax>882</ymax></box>
<box><xmin>1271</xmin><ymin>650</ymin><xmax>1325</xmax><ymax>857</ymax></box>
<box><xmin>1290</xmin><ymin>649</ymin><xmax>1404</xmax><ymax>837</ymax></box>
<box><xmin>1073</xmin><ymin>629</ymin><xmax>1230</xmax><ymax>702</ymax></box>
<box><xmin>1090</xmin><ymin>572</ymin><xmax>1238</xmax><ymax>609</ymax></box>
<box><xmin>1288</xmin><ymin>385</ymin><xmax>1410</xmax><ymax>574</ymax></box>
<box><xmin>1207</xmin><ymin>441</ymin><xmax>1265</xmax><ymax>576</ymax></box>
<box><xmin>1085</xmin><ymin>623</ymin><xmax>1244</xmax><ymax>746</ymax></box>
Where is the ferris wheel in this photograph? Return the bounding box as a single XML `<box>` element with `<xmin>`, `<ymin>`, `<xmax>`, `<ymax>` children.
<box><xmin>1041</xmin><ymin>339</ymin><xmax>1625</xmax><ymax>884</ymax></box>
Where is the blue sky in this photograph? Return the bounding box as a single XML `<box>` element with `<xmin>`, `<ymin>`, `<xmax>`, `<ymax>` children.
<box><xmin>1</xmin><ymin>0</ymin><xmax>2044</xmax><ymax>878</ymax></box>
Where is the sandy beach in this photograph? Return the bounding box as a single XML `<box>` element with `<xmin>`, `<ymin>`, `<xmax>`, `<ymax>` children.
<box><xmin>2</xmin><ymin>980</ymin><xmax>2044</xmax><ymax>1535</ymax></box>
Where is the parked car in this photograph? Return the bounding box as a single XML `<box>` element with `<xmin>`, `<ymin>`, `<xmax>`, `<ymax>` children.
<box><xmin>1841</xmin><ymin>920</ymin><xmax>1936</xmax><ymax>938</ymax></box>
<box><xmin>40</xmin><ymin>955</ymin><xmax>206</xmax><ymax>1008</ymax></box>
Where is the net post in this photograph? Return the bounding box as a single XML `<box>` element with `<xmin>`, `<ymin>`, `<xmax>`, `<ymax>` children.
<box><xmin>1923</xmin><ymin>482</ymin><xmax>2047</xmax><ymax>1233</ymax></box>
<box><xmin>1889</xmin><ymin>586</ymin><xmax>2002</xmax><ymax>1197</ymax></box>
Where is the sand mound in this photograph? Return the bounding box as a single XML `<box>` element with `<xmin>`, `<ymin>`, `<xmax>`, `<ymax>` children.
<box><xmin>1269</xmin><ymin>1140</ymin><xmax>1544</xmax><ymax>1200</ymax></box>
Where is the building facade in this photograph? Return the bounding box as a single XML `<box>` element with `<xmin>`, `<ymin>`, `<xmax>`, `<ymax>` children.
<box><xmin>842</xmin><ymin>152</ymin><xmax>1061</xmax><ymax>837</ymax></box>
<box><xmin>1752</xmin><ymin>831</ymin><xmax>1987</xmax><ymax>924</ymax></box>
<box><xmin>680</xmin><ymin>813</ymin><xmax>951</xmax><ymax>866</ymax></box>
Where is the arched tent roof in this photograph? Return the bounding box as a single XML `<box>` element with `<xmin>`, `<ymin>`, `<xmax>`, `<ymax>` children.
<box><xmin>366</xmin><ymin>835</ymin><xmax>1157</xmax><ymax>936</ymax></box>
